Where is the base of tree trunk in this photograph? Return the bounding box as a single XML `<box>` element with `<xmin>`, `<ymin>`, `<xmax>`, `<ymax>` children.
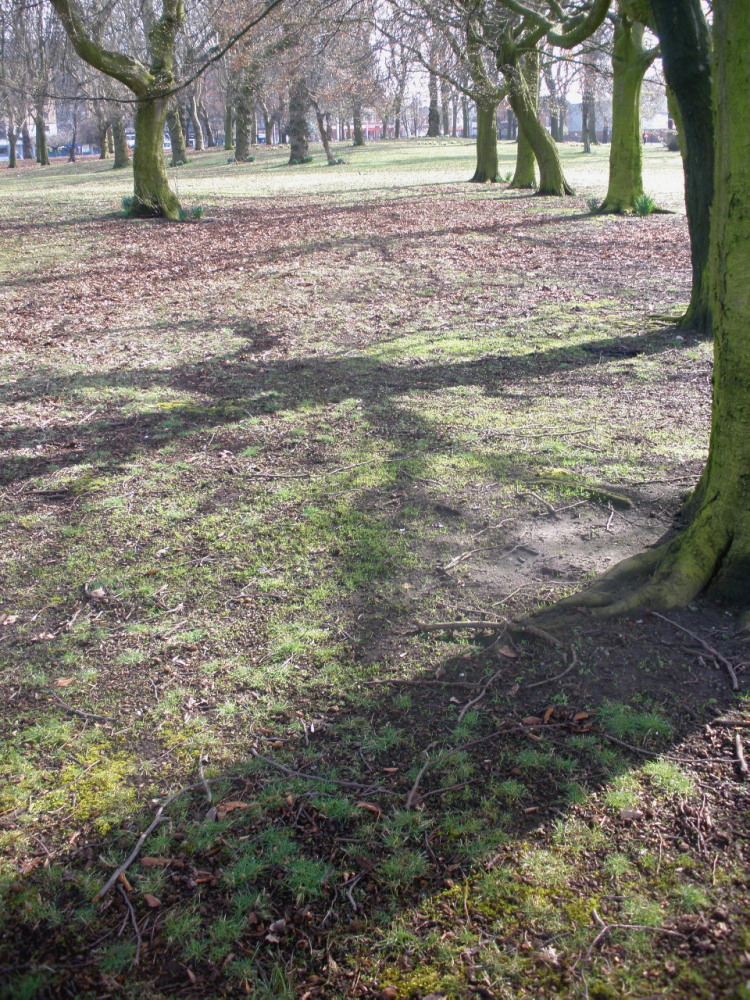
<box><xmin>533</xmin><ymin>506</ymin><xmax>749</xmax><ymax>629</ymax></box>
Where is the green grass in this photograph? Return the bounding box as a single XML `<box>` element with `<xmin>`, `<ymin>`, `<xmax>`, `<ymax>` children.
<box><xmin>0</xmin><ymin>138</ymin><xmax>738</xmax><ymax>1000</ymax></box>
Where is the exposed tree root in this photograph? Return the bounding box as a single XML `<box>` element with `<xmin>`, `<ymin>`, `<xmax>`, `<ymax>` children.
<box><xmin>530</xmin><ymin>507</ymin><xmax>749</xmax><ymax>630</ymax></box>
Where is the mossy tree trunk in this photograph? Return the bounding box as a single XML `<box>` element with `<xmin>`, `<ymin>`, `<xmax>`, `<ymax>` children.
<box><xmin>470</xmin><ymin>101</ymin><xmax>499</xmax><ymax>182</ymax></box>
<box><xmin>166</xmin><ymin>99</ymin><xmax>186</xmax><ymax>166</ymax></box>
<box><xmin>599</xmin><ymin>14</ymin><xmax>658</xmax><ymax>213</ymax></box>
<box><xmin>198</xmin><ymin>98</ymin><xmax>213</xmax><ymax>146</ymax></box>
<box><xmin>35</xmin><ymin>104</ymin><xmax>49</xmax><ymax>165</ymax></box>
<box><xmin>650</xmin><ymin>0</ymin><xmax>714</xmax><ymax>335</ymax></box>
<box><xmin>133</xmin><ymin>97</ymin><xmax>179</xmax><ymax>217</ymax></box>
<box><xmin>510</xmin><ymin>122</ymin><xmax>537</xmax><ymax>188</ymax></box>
<box><xmin>543</xmin><ymin>0</ymin><xmax>750</xmax><ymax>626</ymax></box>
<box><xmin>288</xmin><ymin>77</ymin><xmax>310</xmax><ymax>162</ymax></box>
<box><xmin>501</xmin><ymin>46</ymin><xmax>569</xmax><ymax>194</ymax></box>
<box><xmin>112</xmin><ymin>116</ymin><xmax>130</xmax><ymax>168</ymax></box>
<box><xmin>49</xmin><ymin>0</ymin><xmax>184</xmax><ymax>219</ymax></box>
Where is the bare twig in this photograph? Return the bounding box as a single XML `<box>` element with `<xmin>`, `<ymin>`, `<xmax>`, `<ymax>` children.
<box><xmin>94</xmin><ymin>781</ymin><xmax>210</xmax><ymax>901</ymax></box>
<box><xmin>198</xmin><ymin>754</ymin><xmax>212</xmax><ymax>804</ymax></box>
<box><xmin>510</xmin><ymin>622</ymin><xmax>564</xmax><ymax>648</ymax></box>
<box><xmin>650</xmin><ymin>611</ymin><xmax>739</xmax><ymax>690</ymax></box>
<box><xmin>250</xmin><ymin>747</ymin><xmax>384</xmax><ymax>792</ymax></box>
<box><xmin>712</xmin><ymin>719</ymin><xmax>750</xmax><ymax>729</ymax></box>
<box><xmin>406</xmin><ymin>758</ymin><xmax>432</xmax><ymax>810</ymax></box>
<box><xmin>363</xmin><ymin>678</ymin><xmax>482</xmax><ymax>689</ymax></box>
<box><xmin>524</xmin><ymin>647</ymin><xmax>577</xmax><ymax>689</ymax></box>
<box><xmin>408</xmin><ymin>619</ymin><xmax>507</xmax><ymax>635</ymax></box>
<box><xmin>117</xmin><ymin>884</ymin><xmax>142</xmax><ymax>966</ymax></box>
<box><xmin>584</xmin><ymin>909</ymin><xmax>684</xmax><ymax>964</ymax></box>
<box><xmin>49</xmin><ymin>692</ymin><xmax>113</xmax><ymax>723</ymax></box>
<box><xmin>735</xmin><ymin>732</ymin><xmax>748</xmax><ymax>780</ymax></box>
<box><xmin>457</xmin><ymin>667</ymin><xmax>505</xmax><ymax>722</ymax></box>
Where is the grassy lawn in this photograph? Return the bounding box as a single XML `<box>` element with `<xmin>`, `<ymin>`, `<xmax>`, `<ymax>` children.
<box><xmin>1</xmin><ymin>139</ymin><xmax>748</xmax><ymax>999</ymax></box>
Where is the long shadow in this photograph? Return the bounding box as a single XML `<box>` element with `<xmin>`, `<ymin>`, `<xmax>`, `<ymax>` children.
<box><xmin>0</xmin><ymin>326</ymin><xmax>686</xmax><ymax>489</ymax></box>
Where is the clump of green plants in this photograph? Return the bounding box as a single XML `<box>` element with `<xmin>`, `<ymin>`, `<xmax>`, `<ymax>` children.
<box><xmin>289</xmin><ymin>155</ymin><xmax>313</xmax><ymax>165</ymax></box>
<box><xmin>586</xmin><ymin>196</ymin><xmax>601</xmax><ymax>213</ymax></box>
<box><xmin>120</xmin><ymin>195</ymin><xmax>134</xmax><ymax>214</ymax></box>
<box><xmin>634</xmin><ymin>193</ymin><xmax>657</xmax><ymax>216</ymax></box>
<box><xmin>178</xmin><ymin>205</ymin><xmax>205</xmax><ymax>222</ymax></box>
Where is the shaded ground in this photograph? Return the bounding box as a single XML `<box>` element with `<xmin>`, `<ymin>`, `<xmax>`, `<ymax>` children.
<box><xmin>0</xmin><ymin>143</ymin><xmax>747</xmax><ymax>999</ymax></box>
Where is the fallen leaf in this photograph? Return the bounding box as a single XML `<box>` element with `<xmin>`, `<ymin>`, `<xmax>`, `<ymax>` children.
<box><xmin>522</xmin><ymin>716</ymin><xmax>543</xmax><ymax>725</ymax></box>
<box><xmin>543</xmin><ymin>706</ymin><xmax>555</xmax><ymax>724</ymax></box>
<box><xmin>117</xmin><ymin>872</ymin><xmax>133</xmax><ymax>892</ymax></box>
<box><xmin>216</xmin><ymin>800</ymin><xmax>250</xmax><ymax>820</ymax></box>
<box><xmin>620</xmin><ymin>807</ymin><xmax>644</xmax><ymax>822</ymax></box>
<box><xmin>497</xmin><ymin>645</ymin><xmax>518</xmax><ymax>659</ymax></box>
<box><xmin>573</xmin><ymin>711</ymin><xmax>590</xmax><ymax>722</ymax></box>
<box><xmin>55</xmin><ymin>677</ymin><xmax>75</xmax><ymax>687</ymax></box>
<box><xmin>382</xmin><ymin>767</ymin><xmax>399</xmax><ymax>773</ymax></box>
<box><xmin>143</xmin><ymin>893</ymin><xmax>161</xmax><ymax>908</ymax></box>
<box><xmin>140</xmin><ymin>857</ymin><xmax>173</xmax><ymax>867</ymax></box>
<box><xmin>356</xmin><ymin>802</ymin><xmax>383</xmax><ymax>818</ymax></box>
<box><xmin>507</xmin><ymin>683</ymin><xmax>520</xmax><ymax>697</ymax></box>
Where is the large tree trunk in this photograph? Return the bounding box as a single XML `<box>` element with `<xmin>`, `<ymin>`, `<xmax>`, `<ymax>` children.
<box><xmin>440</xmin><ymin>78</ymin><xmax>451</xmax><ymax>135</ymax></box>
<box><xmin>21</xmin><ymin>122</ymin><xmax>32</xmax><ymax>159</ymax></box>
<box><xmin>599</xmin><ymin>16</ymin><xmax>656</xmax><ymax>213</ymax></box>
<box><xmin>112</xmin><ymin>116</ymin><xmax>130</xmax><ymax>168</ymax></box>
<box><xmin>35</xmin><ymin>105</ymin><xmax>49</xmax><ymax>165</ymax></box>
<box><xmin>650</xmin><ymin>0</ymin><xmax>714</xmax><ymax>336</ymax></box>
<box><xmin>503</xmin><ymin>48</ymin><xmax>567</xmax><ymax>193</ymax></box>
<box><xmin>427</xmin><ymin>73</ymin><xmax>440</xmax><ymax>136</ymax></box>
<box><xmin>198</xmin><ymin>99</ymin><xmax>213</xmax><ymax>146</ymax></box>
<box><xmin>288</xmin><ymin>77</ymin><xmax>310</xmax><ymax>162</ymax></box>
<box><xmin>510</xmin><ymin>121</ymin><xmax>537</xmax><ymax>188</ymax></box>
<box><xmin>470</xmin><ymin>101</ymin><xmax>499</xmax><ymax>182</ymax></box>
<box><xmin>98</xmin><ymin>120</ymin><xmax>110</xmax><ymax>159</ymax></box>
<box><xmin>166</xmin><ymin>100</ymin><xmax>186</xmax><ymax>166</ymax></box>
<box><xmin>541</xmin><ymin>0</ymin><xmax>750</xmax><ymax>626</ymax></box>
<box><xmin>352</xmin><ymin>99</ymin><xmax>365</xmax><ymax>146</ymax></box>
<box><xmin>235</xmin><ymin>87</ymin><xmax>251</xmax><ymax>161</ymax></box>
<box><xmin>132</xmin><ymin>98</ymin><xmax>180</xmax><ymax>219</ymax></box>
<box><xmin>7</xmin><ymin>122</ymin><xmax>17</xmax><ymax>168</ymax></box>
<box><xmin>224</xmin><ymin>101</ymin><xmax>234</xmax><ymax>150</ymax></box>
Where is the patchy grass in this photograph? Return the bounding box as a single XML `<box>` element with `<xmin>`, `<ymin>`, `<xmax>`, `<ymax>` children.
<box><xmin>0</xmin><ymin>140</ymin><xmax>746</xmax><ymax>999</ymax></box>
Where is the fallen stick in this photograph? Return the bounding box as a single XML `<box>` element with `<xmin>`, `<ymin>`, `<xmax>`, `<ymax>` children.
<box><xmin>735</xmin><ymin>732</ymin><xmax>748</xmax><ymax>780</ymax></box>
<box><xmin>363</xmin><ymin>678</ymin><xmax>482</xmax><ymax>689</ymax></box>
<box><xmin>50</xmin><ymin>692</ymin><xmax>113</xmax><ymax>724</ymax></box>
<box><xmin>251</xmin><ymin>747</ymin><xmax>383</xmax><ymax>792</ymax></box>
<box><xmin>457</xmin><ymin>667</ymin><xmax>505</xmax><ymax>723</ymax></box>
<box><xmin>117</xmin><ymin>884</ymin><xmax>142</xmax><ymax>966</ymax></box>
<box><xmin>406</xmin><ymin>758</ymin><xmax>432</xmax><ymax>810</ymax></box>
<box><xmin>650</xmin><ymin>611</ymin><xmax>739</xmax><ymax>690</ymax></box>
<box><xmin>408</xmin><ymin>619</ymin><xmax>507</xmax><ymax>635</ymax></box>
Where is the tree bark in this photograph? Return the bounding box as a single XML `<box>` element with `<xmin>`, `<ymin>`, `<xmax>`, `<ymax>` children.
<box><xmin>462</xmin><ymin>97</ymin><xmax>470</xmax><ymax>139</ymax></box>
<box><xmin>112</xmin><ymin>116</ymin><xmax>130</xmax><ymax>168</ymax></box>
<box><xmin>510</xmin><ymin>121</ymin><xmax>537</xmax><ymax>188</ymax></box>
<box><xmin>224</xmin><ymin>101</ymin><xmax>234</xmax><ymax>150</ymax></box>
<box><xmin>188</xmin><ymin>94</ymin><xmax>203</xmax><ymax>150</ymax></box>
<box><xmin>599</xmin><ymin>16</ymin><xmax>657</xmax><ymax>213</ymax></box>
<box><xmin>198</xmin><ymin>98</ymin><xmax>213</xmax><ymax>146</ymax></box>
<box><xmin>35</xmin><ymin>105</ymin><xmax>49</xmax><ymax>165</ymax></box>
<box><xmin>288</xmin><ymin>77</ymin><xmax>310</xmax><ymax>162</ymax></box>
<box><xmin>650</xmin><ymin>0</ymin><xmax>714</xmax><ymax>336</ymax></box>
<box><xmin>427</xmin><ymin>72</ymin><xmax>440</xmax><ymax>136</ymax></box>
<box><xmin>235</xmin><ymin>86</ymin><xmax>251</xmax><ymax>161</ymax></box>
<box><xmin>7</xmin><ymin>121</ymin><xmax>17</xmax><ymax>168</ymax></box>
<box><xmin>98</xmin><ymin>121</ymin><xmax>110</xmax><ymax>159</ymax></box>
<box><xmin>440</xmin><ymin>78</ymin><xmax>451</xmax><ymax>135</ymax></box>
<box><xmin>352</xmin><ymin>99</ymin><xmax>365</xmax><ymax>146</ymax></box>
<box><xmin>166</xmin><ymin>99</ymin><xmax>186</xmax><ymax>165</ymax></box>
<box><xmin>470</xmin><ymin>101</ymin><xmax>499</xmax><ymax>182</ymax></box>
<box><xmin>20</xmin><ymin>122</ymin><xmax>31</xmax><ymax>159</ymax></box>
<box><xmin>132</xmin><ymin>98</ymin><xmax>179</xmax><ymax>217</ymax></box>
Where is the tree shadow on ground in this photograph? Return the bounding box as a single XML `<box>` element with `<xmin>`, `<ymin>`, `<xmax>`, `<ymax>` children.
<box><xmin>1</xmin><ymin>324</ymin><xmax>685</xmax><ymax>489</ymax></box>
